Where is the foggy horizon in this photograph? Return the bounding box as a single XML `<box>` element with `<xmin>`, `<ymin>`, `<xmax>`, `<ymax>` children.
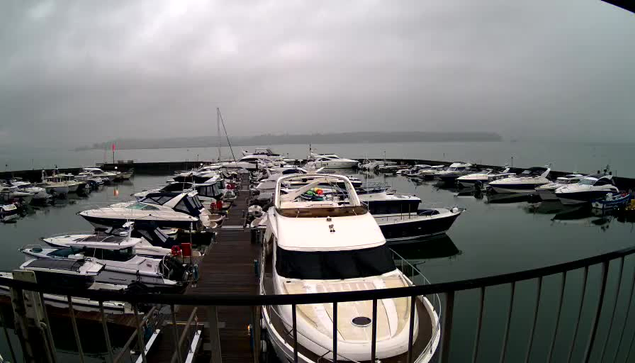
<box><xmin>1</xmin><ymin>1</ymin><xmax>634</xmax><ymax>148</ymax></box>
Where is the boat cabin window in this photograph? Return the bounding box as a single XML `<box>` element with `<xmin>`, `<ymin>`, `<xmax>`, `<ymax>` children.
<box><xmin>594</xmin><ymin>178</ymin><xmax>613</xmax><ymax>186</ymax></box>
<box><xmin>143</xmin><ymin>195</ymin><xmax>174</xmax><ymax>205</ymax></box>
<box><xmin>241</xmin><ymin>157</ymin><xmax>258</xmax><ymax>162</ymax></box>
<box><xmin>174</xmin><ymin>197</ymin><xmax>202</xmax><ymax>215</ymax></box>
<box><xmin>196</xmin><ymin>185</ymin><xmax>219</xmax><ymax>197</ymax></box>
<box><xmin>83</xmin><ymin>247</ymin><xmax>135</xmax><ymax>261</ymax></box>
<box><xmin>275</xmin><ymin>245</ymin><xmax>396</xmax><ymax>279</ymax></box>
<box><xmin>163</xmin><ymin>183</ymin><xmax>192</xmax><ymax>192</ymax></box>
<box><xmin>127</xmin><ymin>202</ymin><xmax>160</xmax><ymax>211</ymax></box>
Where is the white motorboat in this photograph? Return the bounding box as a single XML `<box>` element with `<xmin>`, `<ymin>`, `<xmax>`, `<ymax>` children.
<box><xmin>235</xmin><ymin>148</ymin><xmax>285</xmax><ymax>171</ymax></box>
<box><xmin>261</xmin><ymin>174</ymin><xmax>440</xmax><ymax>362</ymax></box>
<box><xmin>8</xmin><ymin>180</ymin><xmax>49</xmax><ymax>202</ymax></box>
<box><xmin>488</xmin><ymin>167</ymin><xmax>551</xmax><ymax>194</ymax></box>
<box><xmin>456</xmin><ymin>168</ymin><xmax>515</xmax><ymax>188</ymax></box>
<box><xmin>0</xmin><ymin>184</ymin><xmax>34</xmax><ymax>204</ymax></box>
<box><xmin>0</xmin><ymin>270</ymin><xmax>131</xmax><ymax>315</ymax></box>
<box><xmin>82</xmin><ymin>167</ymin><xmax>119</xmax><ymax>183</ymax></box>
<box><xmin>555</xmin><ymin>175</ymin><xmax>620</xmax><ymax>205</ymax></box>
<box><xmin>0</xmin><ymin>202</ymin><xmax>20</xmax><ymax>221</ymax></box>
<box><xmin>304</xmin><ymin>153</ymin><xmax>359</xmax><ymax>169</ymax></box>
<box><xmin>38</xmin><ymin>173</ymin><xmax>69</xmax><ymax>196</ymax></box>
<box><xmin>55</xmin><ymin>173</ymin><xmax>85</xmax><ymax>193</ymax></box>
<box><xmin>42</xmin><ymin>224</ymin><xmax>176</xmax><ymax>259</ymax></box>
<box><xmin>357</xmin><ymin>187</ymin><xmax>463</xmax><ymax>242</ymax></box>
<box><xmin>79</xmin><ymin>191</ymin><xmax>213</xmax><ymax>230</ymax></box>
<box><xmin>401</xmin><ymin>164</ymin><xmax>432</xmax><ymax>177</ymax></box>
<box><xmin>133</xmin><ymin>179</ymin><xmax>225</xmax><ymax>206</ymax></box>
<box><xmin>21</xmin><ymin>241</ymin><xmax>191</xmax><ymax>291</ymax></box>
<box><xmin>415</xmin><ymin>165</ymin><xmax>446</xmax><ymax>180</ymax></box>
<box><xmin>535</xmin><ymin>174</ymin><xmax>584</xmax><ymax>201</ymax></box>
<box><xmin>436</xmin><ymin>162</ymin><xmax>475</xmax><ymax>184</ymax></box>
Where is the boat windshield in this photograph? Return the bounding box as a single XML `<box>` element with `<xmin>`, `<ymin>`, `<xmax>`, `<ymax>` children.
<box><xmin>580</xmin><ymin>178</ymin><xmax>597</xmax><ymax>185</ymax></box>
<box><xmin>275</xmin><ymin>245</ymin><xmax>396</xmax><ymax>280</ymax></box>
<box><xmin>126</xmin><ymin>202</ymin><xmax>159</xmax><ymax>210</ymax></box>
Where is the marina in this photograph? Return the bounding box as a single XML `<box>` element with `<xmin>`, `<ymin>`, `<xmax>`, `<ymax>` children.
<box><xmin>0</xmin><ymin>152</ymin><xmax>635</xmax><ymax>362</ymax></box>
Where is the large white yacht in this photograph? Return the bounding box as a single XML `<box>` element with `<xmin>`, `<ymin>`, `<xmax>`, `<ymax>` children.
<box><xmin>488</xmin><ymin>167</ymin><xmax>551</xmax><ymax>194</ymax></box>
<box><xmin>535</xmin><ymin>174</ymin><xmax>584</xmax><ymax>201</ymax></box>
<box><xmin>261</xmin><ymin>174</ymin><xmax>440</xmax><ymax>362</ymax></box>
<box><xmin>456</xmin><ymin>168</ymin><xmax>515</xmax><ymax>188</ymax></box>
<box><xmin>304</xmin><ymin>153</ymin><xmax>359</xmax><ymax>169</ymax></box>
<box><xmin>82</xmin><ymin>167</ymin><xmax>120</xmax><ymax>183</ymax></box>
<box><xmin>79</xmin><ymin>191</ymin><xmax>213</xmax><ymax>230</ymax></box>
<box><xmin>555</xmin><ymin>175</ymin><xmax>620</xmax><ymax>205</ymax></box>
<box><xmin>435</xmin><ymin>162</ymin><xmax>475</xmax><ymax>184</ymax></box>
<box><xmin>357</xmin><ymin>187</ymin><xmax>463</xmax><ymax>242</ymax></box>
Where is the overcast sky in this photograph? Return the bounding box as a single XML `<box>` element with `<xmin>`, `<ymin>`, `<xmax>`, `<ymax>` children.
<box><xmin>0</xmin><ymin>0</ymin><xmax>633</xmax><ymax>147</ymax></box>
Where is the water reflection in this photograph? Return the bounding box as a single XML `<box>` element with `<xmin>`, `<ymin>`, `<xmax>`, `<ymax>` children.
<box><xmin>390</xmin><ymin>235</ymin><xmax>461</xmax><ymax>262</ymax></box>
<box><xmin>523</xmin><ymin>201</ymin><xmax>572</xmax><ymax>215</ymax></box>
<box><xmin>485</xmin><ymin>193</ymin><xmax>532</xmax><ymax>204</ymax></box>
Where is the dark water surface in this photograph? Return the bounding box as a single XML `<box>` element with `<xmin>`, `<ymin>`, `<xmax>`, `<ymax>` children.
<box><xmin>1</xmin><ymin>172</ymin><xmax>634</xmax><ymax>362</ymax></box>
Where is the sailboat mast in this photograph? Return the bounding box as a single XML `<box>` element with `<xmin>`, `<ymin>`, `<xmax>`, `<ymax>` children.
<box><xmin>217</xmin><ymin>108</ymin><xmax>222</xmax><ymax>162</ymax></box>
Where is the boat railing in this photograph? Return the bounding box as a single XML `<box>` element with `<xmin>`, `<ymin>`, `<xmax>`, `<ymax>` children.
<box><xmin>3</xmin><ymin>243</ymin><xmax>635</xmax><ymax>362</ymax></box>
<box><xmin>391</xmin><ymin>249</ymin><xmax>443</xmax><ymax>361</ymax></box>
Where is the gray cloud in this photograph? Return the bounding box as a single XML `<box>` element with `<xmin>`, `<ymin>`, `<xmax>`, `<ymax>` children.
<box><xmin>0</xmin><ymin>0</ymin><xmax>634</xmax><ymax>147</ymax></box>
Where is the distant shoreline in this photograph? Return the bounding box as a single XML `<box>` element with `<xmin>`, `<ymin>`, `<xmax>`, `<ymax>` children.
<box><xmin>77</xmin><ymin>131</ymin><xmax>503</xmax><ymax>151</ymax></box>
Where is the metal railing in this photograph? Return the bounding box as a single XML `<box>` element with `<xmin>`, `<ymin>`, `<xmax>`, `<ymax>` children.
<box><xmin>1</xmin><ymin>245</ymin><xmax>635</xmax><ymax>362</ymax></box>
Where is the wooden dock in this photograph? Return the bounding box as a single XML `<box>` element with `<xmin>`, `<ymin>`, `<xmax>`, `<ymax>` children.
<box><xmin>152</xmin><ymin>172</ymin><xmax>261</xmax><ymax>362</ymax></box>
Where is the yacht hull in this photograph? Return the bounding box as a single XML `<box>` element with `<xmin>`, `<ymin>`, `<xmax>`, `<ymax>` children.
<box><xmin>556</xmin><ymin>191</ymin><xmax>615</xmax><ymax>206</ymax></box>
<box><xmin>80</xmin><ymin>214</ymin><xmax>198</xmax><ymax>230</ymax></box>
<box><xmin>374</xmin><ymin>209</ymin><xmax>462</xmax><ymax>243</ymax></box>
<box><xmin>490</xmin><ymin>184</ymin><xmax>544</xmax><ymax>195</ymax></box>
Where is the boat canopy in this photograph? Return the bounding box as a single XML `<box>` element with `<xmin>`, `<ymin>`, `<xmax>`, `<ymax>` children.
<box><xmin>275</xmin><ymin>213</ymin><xmax>385</xmax><ymax>252</ymax></box>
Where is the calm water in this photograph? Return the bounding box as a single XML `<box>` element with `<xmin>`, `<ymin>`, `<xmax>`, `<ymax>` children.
<box><xmin>1</xmin><ymin>172</ymin><xmax>635</xmax><ymax>362</ymax></box>
<box><xmin>3</xmin><ymin>140</ymin><xmax>635</xmax><ymax>177</ymax></box>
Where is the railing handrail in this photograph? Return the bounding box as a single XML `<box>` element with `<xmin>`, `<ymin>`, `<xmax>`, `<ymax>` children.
<box><xmin>4</xmin><ymin>244</ymin><xmax>635</xmax><ymax>306</ymax></box>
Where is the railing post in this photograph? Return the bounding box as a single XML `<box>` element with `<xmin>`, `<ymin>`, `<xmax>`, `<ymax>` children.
<box><xmin>171</xmin><ymin>305</ymin><xmax>183</xmax><ymax>363</ymax></box>
<box><xmin>99</xmin><ymin>301</ymin><xmax>114</xmax><ymax>363</ymax></box>
<box><xmin>566</xmin><ymin>266</ymin><xmax>589</xmax><ymax>363</ymax></box>
<box><xmin>208</xmin><ymin>306</ymin><xmax>223</xmax><ymax>363</ymax></box>
<box><xmin>292</xmin><ymin>304</ymin><xmax>298</xmax><ymax>363</ymax></box>
<box><xmin>252</xmin><ymin>305</ymin><xmax>261</xmax><ymax>363</ymax></box>
<box><xmin>67</xmin><ymin>296</ymin><xmax>85</xmax><ymax>363</ymax></box>
<box><xmin>472</xmin><ymin>287</ymin><xmax>485</xmax><ymax>363</ymax></box>
<box><xmin>614</xmin><ymin>260</ymin><xmax>635</xmax><ymax>362</ymax></box>
<box><xmin>133</xmin><ymin>304</ymin><xmax>147</xmax><ymax>363</ymax></box>
<box><xmin>371</xmin><ymin>298</ymin><xmax>378</xmax><ymax>362</ymax></box>
<box><xmin>332</xmin><ymin>302</ymin><xmax>338</xmax><ymax>363</ymax></box>
<box><xmin>547</xmin><ymin>272</ymin><xmax>567</xmax><ymax>363</ymax></box>
<box><xmin>0</xmin><ymin>307</ymin><xmax>18</xmax><ymax>363</ymax></box>
<box><xmin>524</xmin><ymin>277</ymin><xmax>543</xmax><ymax>363</ymax></box>
<box><xmin>499</xmin><ymin>282</ymin><xmax>516</xmax><ymax>363</ymax></box>
<box><xmin>598</xmin><ymin>258</ymin><xmax>624</xmax><ymax>363</ymax></box>
<box><xmin>407</xmin><ymin>295</ymin><xmax>417</xmax><ymax>363</ymax></box>
<box><xmin>38</xmin><ymin>292</ymin><xmax>57</xmax><ymax>363</ymax></box>
<box><xmin>582</xmin><ymin>261</ymin><xmax>610</xmax><ymax>363</ymax></box>
<box><xmin>439</xmin><ymin>291</ymin><xmax>455</xmax><ymax>363</ymax></box>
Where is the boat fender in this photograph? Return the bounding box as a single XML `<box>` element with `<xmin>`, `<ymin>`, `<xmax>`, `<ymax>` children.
<box><xmin>171</xmin><ymin>245</ymin><xmax>182</xmax><ymax>257</ymax></box>
<box><xmin>192</xmin><ymin>264</ymin><xmax>199</xmax><ymax>282</ymax></box>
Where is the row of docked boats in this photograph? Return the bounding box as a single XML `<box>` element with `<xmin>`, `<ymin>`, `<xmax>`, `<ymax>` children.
<box><xmin>2</xmin><ymin>164</ymin><xmax>241</xmax><ymax>315</ymax></box>
<box><xmin>0</xmin><ymin>167</ymin><xmax>134</xmax><ymax>222</ymax></box>
<box><xmin>395</xmin><ymin>162</ymin><xmax>628</xmax><ymax>209</ymax></box>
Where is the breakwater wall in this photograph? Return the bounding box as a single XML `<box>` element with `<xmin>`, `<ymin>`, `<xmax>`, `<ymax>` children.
<box><xmin>2</xmin><ymin>159</ymin><xmax>635</xmax><ymax>190</ymax></box>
